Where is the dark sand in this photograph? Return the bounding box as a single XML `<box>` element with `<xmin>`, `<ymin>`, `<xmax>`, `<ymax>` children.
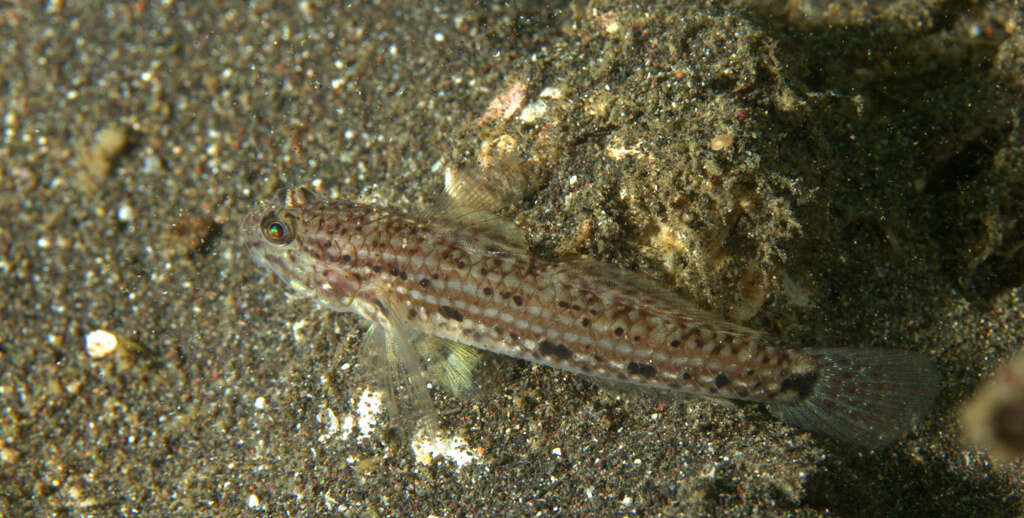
<box><xmin>2</xmin><ymin>1</ymin><xmax>1022</xmax><ymax>516</ymax></box>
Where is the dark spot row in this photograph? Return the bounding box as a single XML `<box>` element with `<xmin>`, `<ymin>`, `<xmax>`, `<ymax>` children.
<box><xmin>369</xmin><ymin>263</ymin><xmax>410</xmax><ymax>282</ymax></box>
<box><xmin>556</xmin><ymin>300</ymin><xmax>583</xmax><ymax>312</ymax></box>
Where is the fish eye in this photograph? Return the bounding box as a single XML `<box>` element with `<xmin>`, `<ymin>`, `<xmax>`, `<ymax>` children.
<box><xmin>259</xmin><ymin>213</ymin><xmax>294</xmax><ymax>244</ymax></box>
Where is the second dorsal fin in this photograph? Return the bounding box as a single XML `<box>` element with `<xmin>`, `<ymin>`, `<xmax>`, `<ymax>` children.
<box><xmin>550</xmin><ymin>256</ymin><xmax>746</xmax><ymax>328</ymax></box>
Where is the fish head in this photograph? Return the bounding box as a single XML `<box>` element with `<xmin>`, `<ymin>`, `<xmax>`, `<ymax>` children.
<box><xmin>241</xmin><ymin>187</ymin><xmax>362</xmax><ymax>310</ymax></box>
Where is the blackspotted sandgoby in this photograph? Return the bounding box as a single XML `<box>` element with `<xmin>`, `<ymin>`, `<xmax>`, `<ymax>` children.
<box><xmin>241</xmin><ymin>185</ymin><xmax>939</xmax><ymax>449</ymax></box>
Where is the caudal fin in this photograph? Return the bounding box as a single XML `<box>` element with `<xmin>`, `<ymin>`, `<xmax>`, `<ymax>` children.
<box><xmin>773</xmin><ymin>348</ymin><xmax>940</xmax><ymax>449</ymax></box>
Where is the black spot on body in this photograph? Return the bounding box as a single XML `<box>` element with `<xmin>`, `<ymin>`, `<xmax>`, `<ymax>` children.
<box><xmin>341</xmin><ymin>254</ymin><xmax>352</xmax><ymax>263</ymax></box>
<box><xmin>513</xmin><ymin>295</ymin><xmax>523</xmax><ymax>306</ymax></box>
<box><xmin>408</xmin><ymin>308</ymin><xmax>418</xmax><ymax>319</ymax></box>
<box><xmin>538</xmin><ymin>340</ymin><xmax>573</xmax><ymax>360</ymax></box>
<box><xmin>419</xmin><ymin>278</ymin><xmax>430</xmax><ymax>288</ymax></box>
<box><xmin>483</xmin><ymin>287</ymin><xmax>493</xmax><ymax>296</ymax></box>
<box><xmin>627</xmin><ymin>361</ymin><xmax>657</xmax><ymax>378</ymax></box>
<box><xmin>614</xmin><ymin>327</ymin><xmax>624</xmax><ymax>336</ymax></box>
<box><xmin>779</xmin><ymin>372</ymin><xmax>818</xmax><ymax>398</ymax></box>
<box><xmin>670</xmin><ymin>339</ymin><xmax>681</xmax><ymax>348</ymax></box>
<box><xmin>558</xmin><ymin>301</ymin><xmax>570</xmax><ymax>308</ymax></box>
<box><xmin>714</xmin><ymin>373</ymin><xmax>730</xmax><ymax>389</ymax></box>
<box><xmin>580</xmin><ymin>318</ymin><xmax>590</xmax><ymax>327</ymax></box>
<box><xmin>438</xmin><ymin>305</ymin><xmax>464</xmax><ymax>322</ymax></box>
<box><xmin>682</xmin><ymin>372</ymin><xmax>692</xmax><ymax>380</ymax></box>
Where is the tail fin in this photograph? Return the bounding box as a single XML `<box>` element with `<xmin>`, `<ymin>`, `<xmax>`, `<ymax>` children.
<box><xmin>773</xmin><ymin>348</ymin><xmax>940</xmax><ymax>449</ymax></box>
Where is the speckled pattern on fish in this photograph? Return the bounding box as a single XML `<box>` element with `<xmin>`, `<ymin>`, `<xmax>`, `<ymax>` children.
<box><xmin>242</xmin><ymin>187</ymin><xmax>940</xmax><ymax>449</ymax></box>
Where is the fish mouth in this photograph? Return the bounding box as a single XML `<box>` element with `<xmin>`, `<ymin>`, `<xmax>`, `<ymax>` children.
<box><xmin>240</xmin><ymin>207</ymin><xmax>277</xmax><ymax>274</ymax></box>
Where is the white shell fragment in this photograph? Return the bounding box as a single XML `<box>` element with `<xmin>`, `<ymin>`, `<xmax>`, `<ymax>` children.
<box><xmin>518</xmin><ymin>99</ymin><xmax>547</xmax><ymax>123</ymax></box>
<box><xmin>85</xmin><ymin>329</ymin><xmax>118</xmax><ymax>358</ymax></box>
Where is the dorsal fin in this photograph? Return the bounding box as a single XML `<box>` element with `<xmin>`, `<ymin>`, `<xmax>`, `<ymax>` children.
<box><xmin>442</xmin><ymin>155</ymin><xmax>535</xmax><ymax>212</ymax></box>
<box><xmin>434</xmin><ymin>161</ymin><xmax>536</xmax><ymax>249</ymax></box>
<box><xmin>552</xmin><ymin>256</ymin><xmax>752</xmax><ymax>331</ymax></box>
<box><xmin>434</xmin><ymin>204</ymin><xmax>528</xmax><ymax>250</ymax></box>
<box><xmin>441</xmin><ymin>161</ymin><xmax>741</xmax><ymax>329</ymax></box>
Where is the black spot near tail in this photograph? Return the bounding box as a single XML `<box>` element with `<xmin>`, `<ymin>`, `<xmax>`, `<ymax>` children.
<box><xmin>778</xmin><ymin>372</ymin><xmax>816</xmax><ymax>398</ymax></box>
<box><xmin>773</xmin><ymin>348</ymin><xmax>939</xmax><ymax>449</ymax></box>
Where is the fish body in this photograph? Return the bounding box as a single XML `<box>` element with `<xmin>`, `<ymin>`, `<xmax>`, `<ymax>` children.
<box><xmin>242</xmin><ymin>187</ymin><xmax>939</xmax><ymax>448</ymax></box>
